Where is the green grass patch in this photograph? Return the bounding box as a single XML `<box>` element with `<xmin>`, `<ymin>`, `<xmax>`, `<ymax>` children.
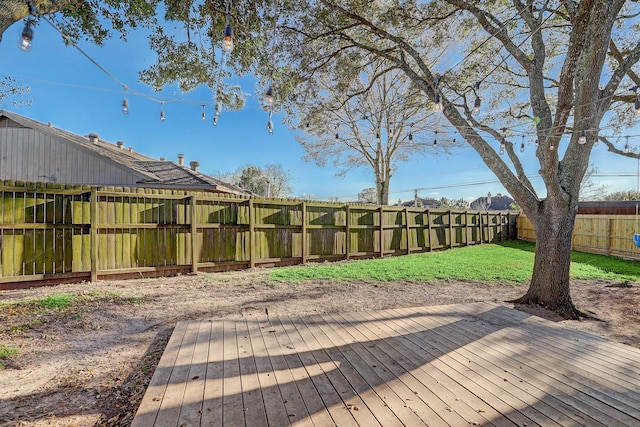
<box><xmin>0</xmin><ymin>290</ymin><xmax>146</xmax><ymax>336</ymax></box>
<box><xmin>0</xmin><ymin>344</ymin><xmax>19</xmax><ymax>367</ymax></box>
<box><xmin>269</xmin><ymin>241</ymin><xmax>640</xmax><ymax>285</ymax></box>
<box><xmin>38</xmin><ymin>293</ymin><xmax>74</xmax><ymax>309</ymax></box>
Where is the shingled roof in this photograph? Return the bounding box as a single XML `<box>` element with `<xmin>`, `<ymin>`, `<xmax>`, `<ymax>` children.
<box><xmin>0</xmin><ymin>110</ymin><xmax>249</xmax><ymax>195</ymax></box>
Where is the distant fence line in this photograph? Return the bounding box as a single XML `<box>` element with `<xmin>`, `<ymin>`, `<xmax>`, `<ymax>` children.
<box><xmin>0</xmin><ymin>181</ymin><xmax>517</xmax><ymax>288</ymax></box>
<box><xmin>517</xmin><ymin>214</ymin><xmax>640</xmax><ymax>259</ymax></box>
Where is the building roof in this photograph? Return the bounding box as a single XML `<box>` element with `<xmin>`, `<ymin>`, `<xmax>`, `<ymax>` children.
<box><xmin>470</xmin><ymin>193</ymin><xmax>515</xmax><ymax>210</ymax></box>
<box><xmin>0</xmin><ymin>110</ymin><xmax>249</xmax><ymax>195</ymax></box>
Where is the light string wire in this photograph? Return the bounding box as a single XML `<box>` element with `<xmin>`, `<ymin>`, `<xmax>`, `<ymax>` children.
<box><xmin>325</xmin><ymin>1</ymin><xmax>638</xmax><ymax>150</ymax></box>
<box><xmin>22</xmin><ymin>1</ymin><xmax>234</xmax><ymax>117</ymax></box>
<box><xmin>13</xmin><ymin>1</ymin><xmax>640</xmax><ymax>144</ymax></box>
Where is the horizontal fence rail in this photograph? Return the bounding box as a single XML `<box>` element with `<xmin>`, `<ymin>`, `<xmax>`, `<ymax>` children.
<box><xmin>517</xmin><ymin>214</ymin><xmax>640</xmax><ymax>259</ymax></box>
<box><xmin>0</xmin><ymin>181</ymin><xmax>518</xmax><ymax>288</ymax></box>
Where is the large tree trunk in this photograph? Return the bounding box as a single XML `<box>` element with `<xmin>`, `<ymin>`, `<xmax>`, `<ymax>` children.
<box><xmin>376</xmin><ymin>179</ymin><xmax>389</xmax><ymax>205</ymax></box>
<box><xmin>511</xmin><ymin>198</ymin><xmax>580</xmax><ymax>318</ymax></box>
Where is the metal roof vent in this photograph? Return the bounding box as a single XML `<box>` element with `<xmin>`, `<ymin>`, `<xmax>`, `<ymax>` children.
<box><xmin>116</xmin><ymin>141</ymin><xmax>125</xmax><ymax>149</ymax></box>
<box><xmin>87</xmin><ymin>133</ymin><xmax>99</xmax><ymax>144</ymax></box>
<box><xmin>128</xmin><ymin>147</ymin><xmax>134</xmax><ymax>152</ymax></box>
<box><xmin>190</xmin><ymin>160</ymin><xmax>200</xmax><ymax>172</ymax></box>
<box><xmin>177</xmin><ymin>154</ymin><xmax>185</xmax><ymax>165</ymax></box>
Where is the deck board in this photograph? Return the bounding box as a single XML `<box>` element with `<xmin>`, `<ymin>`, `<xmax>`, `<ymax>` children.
<box><xmin>133</xmin><ymin>303</ymin><xmax>640</xmax><ymax>426</ymax></box>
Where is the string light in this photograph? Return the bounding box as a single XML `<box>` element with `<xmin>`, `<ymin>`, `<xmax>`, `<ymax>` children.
<box><xmin>550</xmin><ymin>141</ymin><xmax>555</xmax><ymax>151</ymax></box>
<box><xmin>16</xmin><ymin>2</ymin><xmax>37</xmax><ymax>52</ymax></box>
<box><xmin>265</xmin><ymin>84</ymin><xmax>274</xmax><ymax>106</ymax></box>
<box><xmin>408</xmin><ymin>123</ymin><xmax>414</xmax><ymax>143</ymax></box>
<box><xmin>223</xmin><ymin>0</ymin><xmax>233</xmax><ymax>52</ymax></box>
<box><xmin>632</xmin><ymin>86</ymin><xmax>640</xmax><ymax>116</ymax></box>
<box><xmin>499</xmin><ymin>142</ymin><xmax>505</xmax><ymax>155</ymax></box>
<box><xmin>625</xmin><ymin>136</ymin><xmax>630</xmax><ymax>153</ymax></box>
<box><xmin>122</xmin><ymin>87</ymin><xmax>129</xmax><ymax>115</ymax></box>
<box><xmin>201</xmin><ymin>104</ymin><xmax>206</xmax><ymax>121</ymax></box>
<box><xmin>267</xmin><ymin>111</ymin><xmax>274</xmax><ymax>134</ymax></box>
<box><xmin>471</xmin><ymin>82</ymin><xmax>481</xmax><ymax>115</ymax></box>
<box><xmin>264</xmin><ymin>0</ymin><xmax>278</xmax><ymax>134</ymax></box>
<box><xmin>335</xmin><ymin>125</ymin><xmax>339</xmax><ymax>140</ymax></box>
<box><xmin>578</xmin><ymin>129</ymin><xmax>587</xmax><ymax>144</ymax></box>
<box><xmin>213</xmin><ymin>101</ymin><xmax>221</xmax><ymax>126</ymax></box>
<box><xmin>433</xmin><ymin>77</ymin><xmax>442</xmax><ymax>112</ymax></box>
<box><xmin>17</xmin><ymin>20</ymin><xmax>35</xmax><ymax>52</ymax></box>
<box><xmin>433</xmin><ymin>130</ymin><xmax>438</xmax><ymax>146</ymax></box>
<box><xmin>160</xmin><ymin>101</ymin><xmax>165</xmax><ymax>122</ymax></box>
<box><xmin>520</xmin><ymin>135</ymin><xmax>525</xmax><ymax>152</ymax></box>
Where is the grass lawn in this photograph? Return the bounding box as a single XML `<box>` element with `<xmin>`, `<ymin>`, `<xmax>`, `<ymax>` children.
<box><xmin>269</xmin><ymin>241</ymin><xmax>640</xmax><ymax>284</ymax></box>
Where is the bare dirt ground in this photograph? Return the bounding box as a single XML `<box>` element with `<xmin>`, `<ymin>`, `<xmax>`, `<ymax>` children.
<box><xmin>0</xmin><ymin>271</ymin><xmax>639</xmax><ymax>427</ymax></box>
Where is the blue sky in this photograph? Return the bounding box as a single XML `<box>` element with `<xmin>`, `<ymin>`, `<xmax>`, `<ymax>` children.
<box><xmin>1</xmin><ymin>19</ymin><xmax>639</xmax><ymax>203</ymax></box>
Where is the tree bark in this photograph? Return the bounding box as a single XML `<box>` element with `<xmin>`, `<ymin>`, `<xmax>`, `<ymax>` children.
<box><xmin>511</xmin><ymin>198</ymin><xmax>580</xmax><ymax>318</ymax></box>
<box><xmin>376</xmin><ymin>178</ymin><xmax>389</xmax><ymax>205</ymax></box>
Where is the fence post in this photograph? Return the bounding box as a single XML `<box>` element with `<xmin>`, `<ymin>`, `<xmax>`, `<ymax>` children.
<box><xmin>379</xmin><ymin>206</ymin><xmax>384</xmax><ymax>258</ymax></box>
<box><xmin>448</xmin><ymin>210</ymin><xmax>453</xmax><ymax>248</ymax></box>
<box><xmin>426</xmin><ymin>209</ymin><xmax>432</xmax><ymax>251</ymax></box>
<box><xmin>479</xmin><ymin>212</ymin><xmax>484</xmax><ymax>244</ymax></box>
<box><xmin>404</xmin><ymin>207</ymin><xmax>411</xmax><ymax>254</ymax></box>
<box><xmin>301</xmin><ymin>202</ymin><xmax>307</xmax><ymax>264</ymax></box>
<box><xmin>90</xmin><ymin>189</ymin><xmax>98</xmax><ymax>282</ymax></box>
<box><xmin>499</xmin><ymin>212</ymin><xmax>503</xmax><ymax>242</ymax></box>
<box><xmin>608</xmin><ymin>218</ymin><xmax>614</xmax><ymax>255</ymax></box>
<box><xmin>190</xmin><ymin>195</ymin><xmax>198</xmax><ymax>273</ymax></box>
<box><xmin>345</xmin><ymin>205</ymin><xmax>350</xmax><ymax>260</ymax></box>
<box><xmin>464</xmin><ymin>211</ymin><xmax>469</xmax><ymax>246</ymax></box>
<box><xmin>249</xmin><ymin>199</ymin><xmax>255</xmax><ymax>268</ymax></box>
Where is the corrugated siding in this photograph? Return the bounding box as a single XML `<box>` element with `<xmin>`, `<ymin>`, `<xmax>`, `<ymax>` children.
<box><xmin>0</xmin><ymin>128</ymin><xmax>144</xmax><ymax>186</ymax></box>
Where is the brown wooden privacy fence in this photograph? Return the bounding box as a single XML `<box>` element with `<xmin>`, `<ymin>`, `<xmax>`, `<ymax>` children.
<box><xmin>0</xmin><ymin>181</ymin><xmax>518</xmax><ymax>288</ymax></box>
<box><xmin>517</xmin><ymin>214</ymin><xmax>640</xmax><ymax>259</ymax></box>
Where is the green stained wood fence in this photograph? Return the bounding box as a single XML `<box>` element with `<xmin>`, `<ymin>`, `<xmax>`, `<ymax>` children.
<box><xmin>0</xmin><ymin>181</ymin><xmax>518</xmax><ymax>288</ymax></box>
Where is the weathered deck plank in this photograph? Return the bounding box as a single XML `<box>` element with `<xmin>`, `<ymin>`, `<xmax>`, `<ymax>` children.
<box><xmin>133</xmin><ymin>303</ymin><xmax>640</xmax><ymax>426</ymax></box>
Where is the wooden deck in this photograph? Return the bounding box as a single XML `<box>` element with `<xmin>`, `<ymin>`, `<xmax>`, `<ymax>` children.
<box><xmin>132</xmin><ymin>302</ymin><xmax>640</xmax><ymax>426</ymax></box>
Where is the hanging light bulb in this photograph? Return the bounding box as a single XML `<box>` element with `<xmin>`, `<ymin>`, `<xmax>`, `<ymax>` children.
<box><xmin>578</xmin><ymin>129</ymin><xmax>587</xmax><ymax>145</ymax></box>
<box><xmin>550</xmin><ymin>141</ymin><xmax>555</xmax><ymax>151</ymax></box>
<box><xmin>625</xmin><ymin>136</ymin><xmax>630</xmax><ymax>153</ymax></box>
<box><xmin>267</xmin><ymin>119</ymin><xmax>274</xmax><ymax>134</ymax></box>
<box><xmin>223</xmin><ymin>0</ymin><xmax>234</xmax><ymax>52</ymax></box>
<box><xmin>434</xmin><ymin>93</ymin><xmax>442</xmax><ymax>112</ymax></box>
<box><xmin>433</xmin><ymin>130</ymin><xmax>438</xmax><ymax>146</ymax></box>
<box><xmin>593</xmin><ymin>139</ymin><xmax>599</xmax><ymax>147</ymax></box>
<box><xmin>335</xmin><ymin>127</ymin><xmax>339</xmax><ymax>140</ymax></box>
<box><xmin>408</xmin><ymin>132</ymin><xmax>413</xmax><ymax>143</ymax></box>
<box><xmin>520</xmin><ymin>142</ymin><xmax>525</xmax><ymax>152</ymax></box>
<box><xmin>499</xmin><ymin>143</ymin><xmax>505</xmax><ymax>155</ymax></box>
<box><xmin>159</xmin><ymin>102</ymin><xmax>165</xmax><ymax>122</ymax></box>
<box><xmin>201</xmin><ymin>105</ymin><xmax>206</xmax><ymax>121</ymax></box>
<box><xmin>635</xmin><ymin>94</ymin><xmax>640</xmax><ymax>117</ymax></box>
<box><xmin>534</xmin><ymin>139</ymin><xmax>539</xmax><ymax>147</ymax></box>
<box><xmin>473</xmin><ymin>96</ymin><xmax>481</xmax><ymax>115</ymax></box>
<box><xmin>470</xmin><ymin>81</ymin><xmax>481</xmax><ymax>115</ymax></box>
<box><xmin>213</xmin><ymin>115</ymin><xmax>219</xmax><ymax>126</ymax></box>
<box><xmin>376</xmin><ymin>131</ymin><xmax>381</xmax><ymax>140</ymax></box>
<box><xmin>223</xmin><ymin>23</ymin><xmax>233</xmax><ymax>52</ymax></box>
<box><xmin>122</xmin><ymin>98</ymin><xmax>129</xmax><ymax>115</ymax></box>
<box><xmin>265</xmin><ymin>85</ymin><xmax>274</xmax><ymax>106</ymax></box>
<box><xmin>17</xmin><ymin>20</ymin><xmax>34</xmax><ymax>52</ymax></box>
<box><xmin>214</xmin><ymin>101</ymin><xmax>221</xmax><ymax>117</ymax></box>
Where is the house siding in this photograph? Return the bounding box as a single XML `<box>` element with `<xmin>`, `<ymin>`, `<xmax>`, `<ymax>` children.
<box><xmin>0</xmin><ymin>127</ymin><xmax>143</xmax><ymax>186</ymax></box>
